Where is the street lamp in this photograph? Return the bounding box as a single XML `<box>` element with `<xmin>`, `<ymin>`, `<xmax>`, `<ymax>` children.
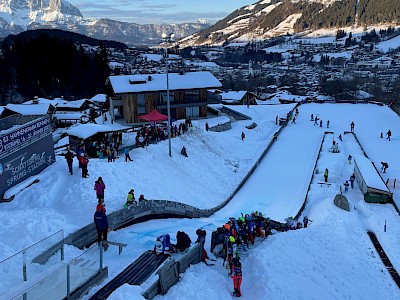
<box><xmin>162</xmin><ymin>33</ymin><xmax>174</xmax><ymax>157</ymax></box>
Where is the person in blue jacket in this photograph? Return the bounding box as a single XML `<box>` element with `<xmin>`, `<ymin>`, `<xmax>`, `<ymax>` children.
<box><xmin>94</xmin><ymin>204</ymin><xmax>110</xmax><ymax>251</ymax></box>
<box><xmin>155</xmin><ymin>234</ymin><xmax>175</xmax><ymax>254</ymax></box>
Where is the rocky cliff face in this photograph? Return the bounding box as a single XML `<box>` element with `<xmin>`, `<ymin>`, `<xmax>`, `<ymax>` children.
<box><xmin>0</xmin><ymin>0</ymin><xmax>209</xmax><ymax>46</ymax></box>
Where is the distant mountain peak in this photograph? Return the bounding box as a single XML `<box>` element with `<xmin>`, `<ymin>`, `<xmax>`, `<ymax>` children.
<box><xmin>0</xmin><ymin>0</ymin><xmax>209</xmax><ymax>45</ymax></box>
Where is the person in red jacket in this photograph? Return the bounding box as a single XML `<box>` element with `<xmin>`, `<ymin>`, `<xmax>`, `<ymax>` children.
<box><xmin>78</xmin><ymin>153</ymin><xmax>89</xmax><ymax>178</ymax></box>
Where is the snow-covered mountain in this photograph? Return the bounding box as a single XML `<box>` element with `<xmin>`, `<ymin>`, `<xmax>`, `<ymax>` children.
<box><xmin>180</xmin><ymin>0</ymin><xmax>400</xmax><ymax>46</ymax></box>
<box><xmin>0</xmin><ymin>0</ymin><xmax>209</xmax><ymax>46</ymax></box>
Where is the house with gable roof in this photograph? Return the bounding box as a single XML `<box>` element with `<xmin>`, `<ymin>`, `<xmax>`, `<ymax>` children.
<box><xmin>106</xmin><ymin>71</ymin><xmax>222</xmax><ymax>124</ymax></box>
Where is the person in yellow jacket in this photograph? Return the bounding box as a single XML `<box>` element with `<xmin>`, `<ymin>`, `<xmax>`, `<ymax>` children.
<box><xmin>125</xmin><ymin>189</ymin><xmax>136</xmax><ymax>207</ymax></box>
<box><xmin>324</xmin><ymin>168</ymin><xmax>329</xmax><ymax>182</ymax></box>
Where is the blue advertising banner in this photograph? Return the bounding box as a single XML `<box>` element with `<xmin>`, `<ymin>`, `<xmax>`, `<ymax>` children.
<box><xmin>0</xmin><ymin>116</ymin><xmax>55</xmax><ymax>200</ymax></box>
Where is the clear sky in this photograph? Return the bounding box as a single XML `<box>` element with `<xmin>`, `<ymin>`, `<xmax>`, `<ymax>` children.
<box><xmin>67</xmin><ymin>0</ymin><xmax>255</xmax><ymax>24</ymax></box>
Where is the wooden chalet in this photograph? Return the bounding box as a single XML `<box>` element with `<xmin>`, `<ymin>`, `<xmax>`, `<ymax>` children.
<box><xmin>106</xmin><ymin>71</ymin><xmax>222</xmax><ymax>124</ymax></box>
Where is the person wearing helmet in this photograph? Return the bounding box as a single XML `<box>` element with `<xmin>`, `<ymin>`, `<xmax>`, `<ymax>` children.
<box><xmin>225</xmin><ymin>235</ymin><xmax>236</xmax><ymax>275</ymax></box>
<box><xmin>231</xmin><ymin>257</ymin><xmax>243</xmax><ymax>297</ymax></box>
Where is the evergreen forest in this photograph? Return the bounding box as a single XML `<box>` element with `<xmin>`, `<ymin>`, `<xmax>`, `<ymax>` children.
<box><xmin>0</xmin><ymin>29</ymin><xmax>126</xmax><ymax>105</ymax></box>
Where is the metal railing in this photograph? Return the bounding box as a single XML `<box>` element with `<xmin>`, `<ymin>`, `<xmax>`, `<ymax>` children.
<box><xmin>0</xmin><ymin>230</ymin><xmax>64</xmax><ymax>293</ymax></box>
<box><xmin>2</xmin><ymin>244</ymin><xmax>103</xmax><ymax>300</ymax></box>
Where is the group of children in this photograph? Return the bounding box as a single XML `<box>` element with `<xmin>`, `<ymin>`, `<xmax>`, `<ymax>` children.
<box><xmin>124</xmin><ymin>189</ymin><xmax>146</xmax><ymax>207</ymax></box>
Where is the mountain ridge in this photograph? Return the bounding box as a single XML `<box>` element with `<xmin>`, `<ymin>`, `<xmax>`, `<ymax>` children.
<box><xmin>180</xmin><ymin>0</ymin><xmax>400</xmax><ymax>46</ymax></box>
<box><xmin>0</xmin><ymin>0</ymin><xmax>210</xmax><ymax>46</ymax></box>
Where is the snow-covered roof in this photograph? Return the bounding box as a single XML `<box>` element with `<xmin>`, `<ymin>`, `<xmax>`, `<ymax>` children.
<box><xmin>354</xmin><ymin>155</ymin><xmax>389</xmax><ymax>192</ymax></box>
<box><xmin>220</xmin><ymin>91</ymin><xmax>247</xmax><ymax>101</ymax></box>
<box><xmin>108</xmin><ymin>71</ymin><xmax>222</xmax><ymax>94</ymax></box>
<box><xmin>6</xmin><ymin>103</ymin><xmax>51</xmax><ymax>115</ymax></box>
<box><xmin>90</xmin><ymin>94</ymin><xmax>107</xmax><ymax>103</ymax></box>
<box><xmin>54</xmin><ymin>99</ymin><xmax>89</xmax><ymax>109</ymax></box>
<box><xmin>67</xmin><ymin>123</ymin><xmax>130</xmax><ymax>140</ymax></box>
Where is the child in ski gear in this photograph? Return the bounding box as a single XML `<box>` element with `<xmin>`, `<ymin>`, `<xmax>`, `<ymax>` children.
<box><xmin>181</xmin><ymin>146</ymin><xmax>188</xmax><ymax>157</ymax></box>
<box><xmin>231</xmin><ymin>257</ymin><xmax>243</xmax><ymax>297</ymax></box>
<box><xmin>125</xmin><ymin>189</ymin><xmax>136</xmax><ymax>207</ymax></box>
<box><xmin>65</xmin><ymin>149</ymin><xmax>74</xmax><ymax>175</ymax></box>
<box><xmin>175</xmin><ymin>231</ymin><xmax>191</xmax><ymax>252</ymax></box>
<box><xmin>94</xmin><ymin>177</ymin><xmax>105</xmax><ymax>200</ymax></box>
<box><xmin>155</xmin><ymin>234</ymin><xmax>174</xmax><ymax>254</ymax></box>
<box><xmin>196</xmin><ymin>229</ymin><xmax>210</xmax><ymax>263</ymax></box>
<box><xmin>94</xmin><ymin>203</ymin><xmax>109</xmax><ymax>251</ymax></box>
<box><xmin>226</xmin><ymin>236</ymin><xmax>236</xmax><ymax>274</ymax></box>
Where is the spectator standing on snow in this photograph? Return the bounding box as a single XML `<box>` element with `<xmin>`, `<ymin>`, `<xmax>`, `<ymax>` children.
<box><xmin>78</xmin><ymin>153</ymin><xmax>89</xmax><ymax>178</ymax></box>
<box><xmin>324</xmin><ymin>168</ymin><xmax>329</xmax><ymax>182</ymax></box>
<box><xmin>94</xmin><ymin>203</ymin><xmax>110</xmax><ymax>251</ymax></box>
<box><xmin>205</xmin><ymin>122</ymin><xmax>209</xmax><ymax>131</ymax></box>
<box><xmin>65</xmin><ymin>148</ymin><xmax>74</xmax><ymax>175</ymax></box>
<box><xmin>124</xmin><ymin>147</ymin><xmax>133</xmax><ymax>162</ymax></box>
<box><xmin>350</xmin><ymin>174</ymin><xmax>355</xmax><ymax>189</ymax></box>
<box><xmin>94</xmin><ymin>177</ymin><xmax>106</xmax><ymax>200</ymax></box>
<box><xmin>348</xmin><ymin>155</ymin><xmax>352</xmax><ymax>164</ymax></box>
<box><xmin>344</xmin><ymin>181</ymin><xmax>349</xmax><ymax>193</ymax></box>
<box><xmin>241</xmin><ymin>132</ymin><xmax>245</xmax><ymax>141</ymax></box>
<box><xmin>387</xmin><ymin>130</ymin><xmax>392</xmax><ymax>141</ymax></box>
<box><xmin>327</xmin><ymin>120</ymin><xmax>330</xmax><ymax>128</ymax></box>
<box><xmin>350</xmin><ymin>121</ymin><xmax>355</xmax><ymax>132</ymax></box>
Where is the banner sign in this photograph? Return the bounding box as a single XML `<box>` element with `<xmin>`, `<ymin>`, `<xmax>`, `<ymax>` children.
<box><xmin>0</xmin><ymin>116</ymin><xmax>55</xmax><ymax>199</ymax></box>
<box><xmin>0</xmin><ymin>116</ymin><xmax>52</xmax><ymax>159</ymax></box>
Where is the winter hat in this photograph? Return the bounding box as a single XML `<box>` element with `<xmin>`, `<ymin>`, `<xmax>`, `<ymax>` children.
<box><xmin>80</xmin><ymin>153</ymin><xmax>84</xmax><ymax>157</ymax></box>
<box><xmin>96</xmin><ymin>203</ymin><xmax>105</xmax><ymax>212</ymax></box>
<box><xmin>223</xmin><ymin>224</ymin><xmax>230</xmax><ymax>230</ymax></box>
<box><xmin>229</xmin><ymin>236</ymin><xmax>235</xmax><ymax>243</ymax></box>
